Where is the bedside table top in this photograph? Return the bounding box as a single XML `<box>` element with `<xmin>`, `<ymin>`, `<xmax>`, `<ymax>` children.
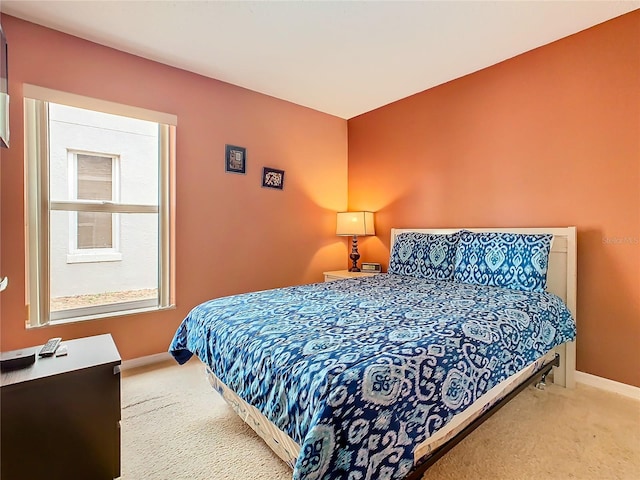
<box><xmin>1</xmin><ymin>334</ymin><xmax>121</xmax><ymax>387</ymax></box>
<box><xmin>323</xmin><ymin>270</ymin><xmax>379</xmax><ymax>279</ymax></box>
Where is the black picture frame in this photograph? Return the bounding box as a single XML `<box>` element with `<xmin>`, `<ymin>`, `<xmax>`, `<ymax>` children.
<box><xmin>225</xmin><ymin>144</ymin><xmax>246</xmax><ymax>174</ymax></box>
<box><xmin>261</xmin><ymin>167</ymin><xmax>285</xmax><ymax>190</ymax></box>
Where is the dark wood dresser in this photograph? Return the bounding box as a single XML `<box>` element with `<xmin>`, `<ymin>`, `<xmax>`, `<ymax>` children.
<box><xmin>1</xmin><ymin>334</ymin><xmax>121</xmax><ymax>479</ymax></box>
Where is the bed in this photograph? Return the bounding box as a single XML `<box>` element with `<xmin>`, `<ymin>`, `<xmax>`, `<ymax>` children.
<box><xmin>169</xmin><ymin>227</ymin><xmax>577</xmax><ymax>480</ymax></box>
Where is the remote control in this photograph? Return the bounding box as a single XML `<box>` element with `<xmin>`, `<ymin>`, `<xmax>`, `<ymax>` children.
<box><xmin>38</xmin><ymin>337</ymin><xmax>62</xmax><ymax>357</ymax></box>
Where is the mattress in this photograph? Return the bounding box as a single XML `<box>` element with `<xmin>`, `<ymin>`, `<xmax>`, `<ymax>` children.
<box><xmin>170</xmin><ymin>274</ymin><xmax>576</xmax><ymax>480</ymax></box>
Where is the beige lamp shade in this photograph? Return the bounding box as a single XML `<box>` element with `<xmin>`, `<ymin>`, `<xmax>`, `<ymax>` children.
<box><xmin>336</xmin><ymin>211</ymin><xmax>375</xmax><ymax>236</ymax></box>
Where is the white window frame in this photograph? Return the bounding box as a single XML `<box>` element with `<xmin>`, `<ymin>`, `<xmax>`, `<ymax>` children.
<box><xmin>66</xmin><ymin>150</ymin><xmax>122</xmax><ymax>263</ymax></box>
<box><xmin>24</xmin><ymin>84</ymin><xmax>176</xmax><ymax>326</ymax></box>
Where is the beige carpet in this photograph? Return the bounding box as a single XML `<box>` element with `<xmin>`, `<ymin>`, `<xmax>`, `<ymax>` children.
<box><xmin>121</xmin><ymin>359</ymin><xmax>640</xmax><ymax>480</ymax></box>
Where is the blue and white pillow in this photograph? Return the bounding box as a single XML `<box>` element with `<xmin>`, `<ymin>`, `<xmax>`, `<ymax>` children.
<box><xmin>453</xmin><ymin>231</ymin><xmax>553</xmax><ymax>292</ymax></box>
<box><xmin>389</xmin><ymin>232</ymin><xmax>460</xmax><ymax>281</ymax></box>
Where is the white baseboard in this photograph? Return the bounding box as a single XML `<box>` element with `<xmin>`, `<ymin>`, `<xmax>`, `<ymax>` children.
<box><xmin>575</xmin><ymin>371</ymin><xmax>640</xmax><ymax>401</ymax></box>
<box><xmin>121</xmin><ymin>352</ymin><xmax>173</xmax><ymax>371</ymax></box>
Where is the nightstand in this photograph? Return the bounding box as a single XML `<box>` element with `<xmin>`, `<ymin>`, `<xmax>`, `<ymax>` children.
<box><xmin>323</xmin><ymin>270</ymin><xmax>379</xmax><ymax>282</ymax></box>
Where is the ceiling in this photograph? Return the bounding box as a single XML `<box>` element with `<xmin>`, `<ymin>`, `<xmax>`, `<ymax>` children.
<box><xmin>1</xmin><ymin>1</ymin><xmax>638</xmax><ymax>119</ymax></box>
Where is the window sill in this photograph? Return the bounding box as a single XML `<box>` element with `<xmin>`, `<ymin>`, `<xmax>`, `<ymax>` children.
<box><xmin>66</xmin><ymin>252</ymin><xmax>123</xmax><ymax>264</ymax></box>
<box><xmin>27</xmin><ymin>304</ymin><xmax>176</xmax><ymax>328</ymax></box>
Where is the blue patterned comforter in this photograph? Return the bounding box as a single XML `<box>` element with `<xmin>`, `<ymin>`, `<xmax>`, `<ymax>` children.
<box><xmin>169</xmin><ymin>274</ymin><xmax>575</xmax><ymax>480</ymax></box>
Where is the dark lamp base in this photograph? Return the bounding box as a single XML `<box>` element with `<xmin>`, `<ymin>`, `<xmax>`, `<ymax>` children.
<box><xmin>349</xmin><ymin>236</ymin><xmax>361</xmax><ymax>272</ymax></box>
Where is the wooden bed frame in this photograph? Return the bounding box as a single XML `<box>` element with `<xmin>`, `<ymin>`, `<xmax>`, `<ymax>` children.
<box><xmin>203</xmin><ymin>226</ymin><xmax>578</xmax><ymax>479</ymax></box>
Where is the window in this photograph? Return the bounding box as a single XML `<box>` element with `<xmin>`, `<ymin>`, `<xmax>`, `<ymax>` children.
<box><xmin>24</xmin><ymin>85</ymin><xmax>176</xmax><ymax>325</ymax></box>
<box><xmin>67</xmin><ymin>152</ymin><xmax>121</xmax><ymax>263</ymax></box>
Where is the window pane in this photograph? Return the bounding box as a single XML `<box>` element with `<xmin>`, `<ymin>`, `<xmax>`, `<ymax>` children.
<box><xmin>49</xmin><ymin>103</ymin><xmax>159</xmax><ymax>206</ymax></box>
<box><xmin>50</xmin><ymin>210</ymin><xmax>158</xmax><ymax>315</ymax></box>
<box><xmin>47</xmin><ymin>101</ymin><xmax>161</xmax><ymax>319</ymax></box>
<box><xmin>77</xmin><ymin>154</ymin><xmax>112</xmax><ymax>201</ymax></box>
<box><xmin>77</xmin><ymin>212</ymin><xmax>112</xmax><ymax>249</ymax></box>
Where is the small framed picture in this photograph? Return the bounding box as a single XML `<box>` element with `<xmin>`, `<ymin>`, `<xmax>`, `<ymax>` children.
<box><xmin>225</xmin><ymin>145</ymin><xmax>246</xmax><ymax>174</ymax></box>
<box><xmin>262</xmin><ymin>167</ymin><xmax>285</xmax><ymax>190</ymax></box>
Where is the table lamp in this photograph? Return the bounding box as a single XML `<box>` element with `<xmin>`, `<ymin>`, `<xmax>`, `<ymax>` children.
<box><xmin>336</xmin><ymin>211</ymin><xmax>375</xmax><ymax>272</ymax></box>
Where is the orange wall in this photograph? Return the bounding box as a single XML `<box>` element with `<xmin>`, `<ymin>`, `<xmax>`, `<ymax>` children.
<box><xmin>0</xmin><ymin>16</ymin><xmax>348</xmax><ymax>359</ymax></box>
<box><xmin>348</xmin><ymin>11</ymin><xmax>640</xmax><ymax>387</ymax></box>
<box><xmin>1</xmin><ymin>13</ymin><xmax>638</xmax><ymax>387</ymax></box>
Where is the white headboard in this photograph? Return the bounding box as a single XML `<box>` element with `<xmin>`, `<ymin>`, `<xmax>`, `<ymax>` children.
<box><xmin>390</xmin><ymin>227</ymin><xmax>577</xmax><ymax>387</ymax></box>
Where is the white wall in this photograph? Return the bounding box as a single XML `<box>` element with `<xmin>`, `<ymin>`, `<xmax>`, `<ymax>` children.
<box><xmin>49</xmin><ymin>103</ymin><xmax>158</xmax><ymax>298</ymax></box>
